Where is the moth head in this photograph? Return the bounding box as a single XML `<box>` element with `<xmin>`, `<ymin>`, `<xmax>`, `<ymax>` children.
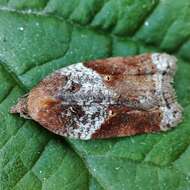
<box><xmin>10</xmin><ymin>96</ymin><xmax>30</xmax><ymax>119</ymax></box>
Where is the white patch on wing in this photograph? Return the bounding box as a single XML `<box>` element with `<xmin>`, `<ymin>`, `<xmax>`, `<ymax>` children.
<box><xmin>151</xmin><ymin>54</ymin><xmax>182</xmax><ymax>131</ymax></box>
<box><xmin>151</xmin><ymin>53</ymin><xmax>177</xmax><ymax>75</ymax></box>
<box><xmin>56</xmin><ymin>63</ymin><xmax>117</xmax><ymax>139</ymax></box>
<box><xmin>160</xmin><ymin>104</ymin><xmax>182</xmax><ymax>130</ymax></box>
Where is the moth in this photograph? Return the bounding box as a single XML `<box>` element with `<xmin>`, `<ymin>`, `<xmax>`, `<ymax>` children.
<box><xmin>11</xmin><ymin>53</ymin><xmax>182</xmax><ymax>140</ymax></box>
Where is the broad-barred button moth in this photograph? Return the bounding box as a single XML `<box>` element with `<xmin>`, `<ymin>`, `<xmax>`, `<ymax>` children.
<box><xmin>11</xmin><ymin>53</ymin><xmax>182</xmax><ymax>140</ymax></box>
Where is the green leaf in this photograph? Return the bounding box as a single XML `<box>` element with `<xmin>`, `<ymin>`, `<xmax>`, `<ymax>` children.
<box><xmin>0</xmin><ymin>1</ymin><xmax>190</xmax><ymax>189</ymax></box>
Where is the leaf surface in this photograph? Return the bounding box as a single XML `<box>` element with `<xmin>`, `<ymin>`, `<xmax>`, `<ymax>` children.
<box><xmin>0</xmin><ymin>1</ymin><xmax>190</xmax><ymax>189</ymax></box>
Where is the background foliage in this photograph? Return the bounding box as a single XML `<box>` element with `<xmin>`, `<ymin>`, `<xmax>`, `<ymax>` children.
<box><xmin>0</xmin><ymin>0</ymin><xmax>190</xmax><ymax>189</ymax></box>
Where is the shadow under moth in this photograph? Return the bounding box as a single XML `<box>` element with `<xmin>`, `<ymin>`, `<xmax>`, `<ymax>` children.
<box><xmin>11</xmin><ymin>53</ymin><xmax>182</xmax><ymax>140</ymax></box>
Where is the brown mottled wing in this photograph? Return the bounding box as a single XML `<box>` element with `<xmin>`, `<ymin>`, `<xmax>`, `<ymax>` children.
<box><xmin>11</xmin><ymin>53</ymin><xmax>182</xmax><ymax>140</ymax></box>
<box><xmin>92</xmin><ymin>108</ymin><xmax>162</xmax><ymax>139</ymax></box>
